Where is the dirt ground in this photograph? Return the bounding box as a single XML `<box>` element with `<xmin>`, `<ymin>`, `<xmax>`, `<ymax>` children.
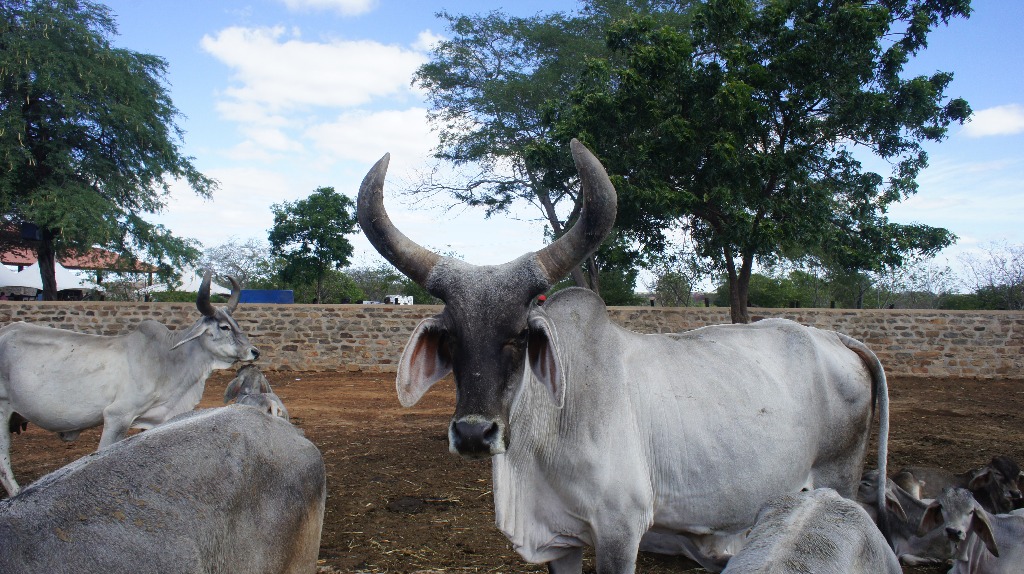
<box><xmin>7</xmin><ymin>371</ymin><xmax>1024</xmax><ymax>573</ymax></box>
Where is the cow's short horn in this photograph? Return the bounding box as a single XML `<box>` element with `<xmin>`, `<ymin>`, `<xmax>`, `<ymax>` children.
<box><xmin>534</xmin><ymin>139</ymin><xmax>617</xmax><ymax>285</ymax></box>
<box><xmin>197</xmin><ymin>270</ymin><xmax>215</xmax><ymax>317</ymax></box>
<box><xmin>357</xmin><ymin>153</ymin><xmax>441</xmax><ymax>287</ymax></box>
<box><xmin>226</xmin><ymin>276</ymin><xmax>241</xmax><ymax>313</ymax></box>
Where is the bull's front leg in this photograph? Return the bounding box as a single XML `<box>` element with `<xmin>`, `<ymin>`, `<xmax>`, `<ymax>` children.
<box><xmin>546</xmin><ymin>547</ymin><xmax>583</xmax><ymax>574</ymax></box>
<box><xmin>99</xmin><ymin>404</ymin><xmax>136</xmax><ymax>449</ymax></box>
<box><xmin>0</xmin><ymin>419</ymin><xmax>20</xmax><ymax>496</ymax></box>
<box><xmin>592</xmin><ymin>519</ymin><xmax>646</xmax><ymax>574</ymax></box>
<box><xmin>593</xmin><ymin>538</ymin><xmax>642</xmax><ymax>573</ymax></box>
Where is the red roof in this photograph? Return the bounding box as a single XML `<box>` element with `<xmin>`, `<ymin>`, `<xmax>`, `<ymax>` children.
<box><xmin>0</xmin><ymin>247</ymin><xmax>157</xmax><ymax>272</ymax></box>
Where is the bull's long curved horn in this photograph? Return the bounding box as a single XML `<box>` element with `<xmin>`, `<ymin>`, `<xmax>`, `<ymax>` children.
<box><xmin>197</xmin><ymin>270</ymin><xmax>216</xmax><ymax>317</ymax></box>
<box><xmin>225</xmin><ymin>276</ymin><xmax>241</xmax><ymax>313</ymax></box>
<box><xmin>357</xmin><ymin>153</ymin><xmax>440</xmax><ymax>286</ymax></box>
<box><xmin>535</xmin><ymin>139</ymin><xmax>618</xmax><ymax>285</ymax></box>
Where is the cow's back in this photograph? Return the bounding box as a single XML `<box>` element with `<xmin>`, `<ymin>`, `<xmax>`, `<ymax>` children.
<box><xmin>0</xmin><ymin>321</ymin><xmax>178</xmax><ymax>432</ymax></box>
<box><xmin>0</xmin><ymin>406</ymin><xmax>325</xmax><ymax>574</ymax></box>
<box><xmin>0</xmin><ymin>322</ymin><xmax>131</xmax><ymax>420</ymax></box>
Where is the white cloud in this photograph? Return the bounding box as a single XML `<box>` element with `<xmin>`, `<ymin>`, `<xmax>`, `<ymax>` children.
<box><xmin>199</xmin><ymin>25</ymin><xmax>432</xmax><ymax>166</ymax></box>
<box><xmin>213</xmin><ymin>100</ymin><xmax>291</xmax><ymax>128</ymax></box>
<box><xmin>200</xmin><ymin>26</ymin><xmax>426</xmax><ymax>113</ymax></box>
<box><xmin>304</xmin><ymin>107</ymin><xmax>436</xmax><ymax>166</ymax></box>
<box><xmin>412</xmin><ymin>29</ymin><xmax>444</xmax><ymax>52</ymax></box>
<box><xmin>961</xmin><ymin>104</ymin><xmax>1024</xmax><ymax>138</ymax></box>
<box><xmin>157</xmin><ymin>168</ymin><xmax>322</xmax><ymax>248</ymax></box>
<box><xmin>279</xmin><ymin>0</ymin><xmax>377</xmax><ymax>16</ymax></box>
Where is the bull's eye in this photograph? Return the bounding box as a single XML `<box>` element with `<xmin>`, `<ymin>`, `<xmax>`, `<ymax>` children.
<box><xmin>504</xmin><ymin>330</ymin><xmax>529</xmax><ymax>353</ymax></box>
<box><xmin>219</xmin><ymin>324</ymin><xmax>231</xmax><ymax>331</ymax></box>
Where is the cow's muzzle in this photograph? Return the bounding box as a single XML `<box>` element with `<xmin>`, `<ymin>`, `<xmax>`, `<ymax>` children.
<box><xmin>449</xmin><ymin>415</ymin><xmax>506</xmax><ymax>459</ymax></box>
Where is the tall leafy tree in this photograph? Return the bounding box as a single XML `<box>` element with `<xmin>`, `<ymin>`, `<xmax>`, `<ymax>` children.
<box><xmin>268</xmin><ymin>186</ymin><xmax>357</xmax><ymax>303</ymax></box>
<box><xmin>559</xmin><ymin>0</ymin><xmax>968</xmax><ymax>322</ymax></box>
<box><xmin>0</xmin><ymin>0</ymin><xmax>214</xmax><ymax>299</ymax></box>
<box><xmin>413</xmin><ymin>1</ymin><xmax>689</xmax><ymax>295</ymax></box>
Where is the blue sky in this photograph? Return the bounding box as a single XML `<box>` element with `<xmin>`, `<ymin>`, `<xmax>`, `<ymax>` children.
<box><xmin>99</xmin><ymin>0</ymin><xmax>1024</xmax><ymax>278</ymax></box>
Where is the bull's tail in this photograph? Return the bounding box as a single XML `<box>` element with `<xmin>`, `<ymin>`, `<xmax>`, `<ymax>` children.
<box><xmin>837</xmin><ymin>333</ymin><xmax>891</xmax><ymax>548</ymax></box>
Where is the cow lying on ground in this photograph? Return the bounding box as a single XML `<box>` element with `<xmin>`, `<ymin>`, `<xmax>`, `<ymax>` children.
<box><xmin>919</xmin><ymin>487</ymin><xmax>1024</xmax><ymax>574</ymax></box>
<box><xmin>0</xmin><ymin>405</ymin><xmax>325</xmax><ymax>573</ymax></box>
<box><xmin>357</xmin><ymin>139</ymin><xmax>890</xmax><ymax>572</ymax></box>
<box><xmin>898</xmin><ymin>456</ymin><xmax>1024</xmax><ymax>513</ymax></box>
<box><xmin>0</xmin><ymin>271</ymin><xmax>259</xmax><ymax>497</ymax></box>
<box><xmin>857</xmin><ymin>470</ymin><xmax>951</xmax><ymax>565</ymax></box>
<box><xmin>224</xmin><ymin>364</ymin><xmax>289</xmax><ymax>420</ymax></box>
<box><xmin>721</xmin><ymin>488</ymin><xmax>901</xmax><ymax>573</ymax></box>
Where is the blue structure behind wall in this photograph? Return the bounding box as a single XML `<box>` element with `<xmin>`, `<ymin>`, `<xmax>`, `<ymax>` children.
<box><xmin>239</xmin><ymin>290</ymin><xmax>294</xmax><ymax>304</ymax></box>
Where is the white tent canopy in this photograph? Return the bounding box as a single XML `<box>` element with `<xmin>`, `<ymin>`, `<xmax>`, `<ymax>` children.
<box><xmin>139</xmin><ymin>269</ymin><xmax>230</xmax><ymax>295</ymax></box>
<box><xmin>0</xmin><ymin>262</ymin><xmax>92</xmax><ymax>291</ymax></box>
<box><xmin>0</xmin><ymin>265</ymin><xmax>26</xmax><ymax>288</ymax></box>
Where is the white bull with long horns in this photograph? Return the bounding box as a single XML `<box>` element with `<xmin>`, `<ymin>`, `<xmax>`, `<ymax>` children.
<box><xmin>357</xmin><ymin>139</ymin><xmax>890</xmax><ymax>572</ymax></box>
<box><xmin>0</xmin><ymin>271</ymin><xmax>259</xmax><ymax>497</ymax></box>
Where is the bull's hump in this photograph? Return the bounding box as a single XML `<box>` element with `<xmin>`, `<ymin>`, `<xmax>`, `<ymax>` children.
<box><xmin>542</xmin><ymin>287</ymin><xmax>607</xmax><ymax>318</ymax></box>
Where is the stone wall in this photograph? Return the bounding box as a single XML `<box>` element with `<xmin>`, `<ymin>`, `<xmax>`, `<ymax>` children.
<box><xmin>0</xmin><ymin>301</ymin><xmax>1021</xmax><ymax>379</ymax></box>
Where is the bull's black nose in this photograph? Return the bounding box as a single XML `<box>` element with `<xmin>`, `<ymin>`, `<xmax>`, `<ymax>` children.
<box><xmin>450</xmin><ymin>418</ymin><xmax>502</xmax><ymax>458</ymax></box>
<box><xmin>251</xmin><ymin>348</ymin><xmax>260</xmax><ymax>360</ymax></box>
<box><xmin>945</xmin><ymin>527</ymin><xmax>964</xmax><ymax>541</ymax></box>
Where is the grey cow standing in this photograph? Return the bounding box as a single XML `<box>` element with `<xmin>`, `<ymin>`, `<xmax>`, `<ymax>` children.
<box><xmin>0</xmin><ymin>405</ymin><xmax>325</xmax><ymax>574</ymax></box>
<box><xmin>357</xmin><ymin>139</ymin><xmax>890</xmax><ymax>573</ymax></box>
<box><xmin>0</xmin><ymin>271</ymin><xmax>259</xmax><ymax>496</ymax></box>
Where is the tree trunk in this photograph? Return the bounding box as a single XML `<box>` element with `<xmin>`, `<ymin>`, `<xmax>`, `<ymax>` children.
<box><xmin>533</xmin><ymin>183</ymin><xmax>601</xmax><ymax>295</ymax></box>
<box><xmin>728</xmin><ymin>279</ymin><xmax>751</xmax><ymax>323</ymax></box>
<box><xmin>566</xmin><ymin>255</ymin><xmax>602</xmax><ymax>295</ymax></box>
<box><xmin>36</xmin><ymin>230</ymin><xmax>58</xmax><ymax>301</ymax></box>
<box><xmin>725</xmin><ymin>247</ymin><xmax>754</xmax><ymax>324</ymax></box>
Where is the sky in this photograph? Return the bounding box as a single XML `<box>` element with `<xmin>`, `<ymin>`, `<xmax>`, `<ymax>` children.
<box><xmin>97</xmin><ymin>0</ymin><xmax>1024</xmax><ymax>281</ymax></box>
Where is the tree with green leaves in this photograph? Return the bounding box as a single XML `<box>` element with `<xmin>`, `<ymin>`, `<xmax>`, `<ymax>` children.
<box><xmin>413</xmin><ymin>1</ymin><xmax>688</xmax><ymax>295</ymax></box>
<box><xmin>559</xmin><ymin>0</ymin><xmax>968</xmax><ymax>322</ymax></box>
<box><xmin>268</xmin><ymin>186</ymin><xmax>357</xmax><ymax>303</ymax></box>
<box><xmin>0</xmin><ymin>0</ymin><xmax>214</xmax><ymax>300</ymax></box>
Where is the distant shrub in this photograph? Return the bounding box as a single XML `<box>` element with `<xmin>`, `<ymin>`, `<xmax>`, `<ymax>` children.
<box><xmin>149</xmin><ymin>291</ymin><xmax>227</xmax><ymax>304</ymax></box>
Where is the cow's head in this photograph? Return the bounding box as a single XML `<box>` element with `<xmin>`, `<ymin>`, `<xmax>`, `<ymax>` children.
<box><xmin>358</xmin><ymin>139</ymin><xmax>616</xmax><ymax>459</ymax></box>
<box><xmin>919</xmin><ymin>487</ymin><xmax>1000</xmax><ymax>560</ymax></box>
<box><xmin>969</xmin><ymin>455</ymin><xmax>1024</xmax><ymax>512</ymax></box>
<box><xmin>172</xmin><ymin>270</ymin><xmax>260</xmax><ymax>367</ymax></box>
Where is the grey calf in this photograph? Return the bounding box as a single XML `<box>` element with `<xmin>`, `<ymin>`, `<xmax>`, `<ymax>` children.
<box><xmin>224</xmin><ymin>364</ymin><xmax>290</xmax><ymax>420</ymax></box>
<box><xmin>722</xmin><ymin>488</ymin><xmax>901</xmax><ymax>574</ymax></box>
<box><xmin>920</xmin><ymin>487</ymin><xmax>1024</xmax><ymax>574</ymax></box>
<box><xmin>898</xmin><ymin>455</ymin><xmax>1023</xmax><ymax>513</ymax></box>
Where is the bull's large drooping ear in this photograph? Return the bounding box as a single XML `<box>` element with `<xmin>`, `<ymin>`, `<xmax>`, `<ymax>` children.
<box><xmin>527</xmin><ymin>312</ymin><xmax>565</xmax><ymax>408</ymax></box>
<box><xmin>171</xmin><ymin>320</ymin><xmax>208</xmax><ymax>350</ymax></box>
<box><xmin>968</xmin><ymin>468</ymin><xmax>992</xmax><ymax>491</ymax></box>
<box><xmin>397</xmin><ymin>316</ymin><xmax>452</xmax><ymax>407</ymax></box>
<box><xmin>971</xmin><ymin>510</ymin><xmax>1000</xmax><ymax>558</ymax></box>
<box><xmin>884</xmin><ymin>489</ymin><xmax>908</xmax><ymax>523</ymax></box>
<box><xmin>917</xmin><ymin>501</ymin><xmax>944</xmax><ymax>536</ymax></box>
